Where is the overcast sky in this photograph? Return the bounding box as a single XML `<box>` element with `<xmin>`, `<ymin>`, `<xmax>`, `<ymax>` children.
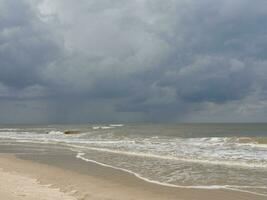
<box><xmin>0</xmin><ymin>0</ymin><xmax>267</xmax><ymax>123</ymax></box>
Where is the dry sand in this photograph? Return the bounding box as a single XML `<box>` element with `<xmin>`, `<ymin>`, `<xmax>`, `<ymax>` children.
<box><xmin>0</xmin><ymin>153</ymin><xmax>266</xmax><ymax>200</ymax></box>
<box><xmin>0</xmin><ymin>167</ymin><xmax>76</xmax><ymax>200</ymax></box>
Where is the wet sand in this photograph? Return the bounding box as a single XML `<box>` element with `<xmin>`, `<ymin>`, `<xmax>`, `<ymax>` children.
<box><xmin>0</xmin><ymin>141</ymin><xmax>266</xmax><ymax>200</ymax></box>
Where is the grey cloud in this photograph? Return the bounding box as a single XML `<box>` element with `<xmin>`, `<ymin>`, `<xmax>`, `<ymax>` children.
<box><xmin>159</xmin><ymin>56</ymin><xmax>253</xmax><ymax>103</ymax></box>
<box><xmin>0</xmin><ymin>0</ymin><xmax>62</xmax><ymax>93</ymax></box>
<box><xmin>0</xmin><ymin>0</ymin><xmax>267</xmax><ymax>122</ymax></box>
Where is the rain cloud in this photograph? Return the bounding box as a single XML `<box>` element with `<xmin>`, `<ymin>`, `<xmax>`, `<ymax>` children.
<box><xmin>0</xmin><ymin>0</ymin><xmax>267</xmax><ymax>123</ymax></box>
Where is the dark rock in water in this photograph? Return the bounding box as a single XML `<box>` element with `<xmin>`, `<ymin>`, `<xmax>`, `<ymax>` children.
<box><xmin>64</xmin><ymin>130</ymin><xmax>80</xmax><ymax>135</ymax></box>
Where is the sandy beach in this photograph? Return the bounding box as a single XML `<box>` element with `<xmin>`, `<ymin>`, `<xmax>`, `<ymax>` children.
<box><xmin>0</xmin><ymin>165</ymin><xmax>76</xmax><ymax>200</ymax></box>
<box><xmin>0</xmin><ymin>149</ymin><xmax>266</xmax><ymax>200</ymax></box>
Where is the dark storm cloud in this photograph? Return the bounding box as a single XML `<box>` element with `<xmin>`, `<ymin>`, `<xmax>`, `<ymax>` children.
<box><xmin>0</xmin><ymin>0</ymin><xmax>267</xmax><ymax>123</ymax></box>
<box><xmin>0</xmin><ymin>0</ymin><xmax>62</xmax><ymax>97</ymax></box>
<box><xmin>157</xmin><ymin>56</ymin><xmax>253</xmax><ymax>103</ymax></box>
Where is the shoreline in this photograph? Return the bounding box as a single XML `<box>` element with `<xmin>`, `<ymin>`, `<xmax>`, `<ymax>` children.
<box><xmin>0</xmin><ymin>153</ymin><xmax>265</xmax><ymax>200</ymax></box>
<box><xmin>75</xmin><ymin>152</ymin><xmax>267</xmax><ymax>196</ymax></box>
<box><xmin>0</xmin><ymin>140</ymin><xmax>266</xmax><ymax>200</ymax></box>
<box><xmin>4</xmin><ymin>140</ymin><xmax>267</xmax><ymax>194</ymax></box>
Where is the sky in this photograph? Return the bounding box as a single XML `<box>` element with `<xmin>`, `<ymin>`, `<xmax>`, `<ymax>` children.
<box><xmin>0</xmin><ymin>0</ymin><xmax>267</xmax><ymax>124</ymax></box>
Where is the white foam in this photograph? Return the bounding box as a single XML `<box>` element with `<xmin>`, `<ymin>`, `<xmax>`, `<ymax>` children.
<box><xmin>1</xmin><ymin>132</ymin><xmax>267</xmax><ymax>169</ymax></box>
<box><xmin>92</xmin><ymin>126</ymin><xmax>100</xmax><ymax>130</ymax></box>
<box><xmin>67</xmin><ymin>144</ymin><xmax>267</xmax><ymax>169</ymax></box>
<box><xmin>109</xmin><ymin>124</ymin><xmax>124</xmax><ymax>127</ymax></box>
<box><xmin>100</xmin><ymin>126</ymin><xmax>114</xmax><ymax>129</ymax></box>
<box><xmin>75</xmin><ymin>152</ymin><xmax>267</xmax><ymax>197</ymax></box>
<box><xmin>48</xmin><ymin>131</ymin><xmax>64</xmax><ymax>135</ymax></box>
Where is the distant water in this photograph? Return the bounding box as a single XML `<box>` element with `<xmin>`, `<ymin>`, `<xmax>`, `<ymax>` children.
<box><xmin>0</xmin><ymin>123</ymin><xmax>267</xmax><ymax>196</ymax></box>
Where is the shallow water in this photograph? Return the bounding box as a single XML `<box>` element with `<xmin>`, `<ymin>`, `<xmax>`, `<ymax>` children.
<box><xmin>0</xmin><ymin>123</ymin><xmax>267</xmax><ymax>196</ymax></box>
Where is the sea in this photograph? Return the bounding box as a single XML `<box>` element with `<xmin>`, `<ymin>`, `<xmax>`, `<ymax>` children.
<box><xmin>0</xmin><ymin>123</ymin><xmax>267</xmax><ymax>196</ymax></box>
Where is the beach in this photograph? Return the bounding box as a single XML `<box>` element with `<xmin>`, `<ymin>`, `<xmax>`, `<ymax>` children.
<box><xmin>0</xmin><ymin>124</ymin><xmax>267</xmax><ymax>199</ymax></box>
<box><xmin>0</xmin><ymin>142</ymin><xmax>266</xmax><ymax>200</ymax></box>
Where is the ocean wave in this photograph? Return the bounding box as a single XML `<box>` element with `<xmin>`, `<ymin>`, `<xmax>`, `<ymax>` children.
<box><xmin>100</xmin><ymin>126</ymin><xmax>114</xmax><ymax>129</ymax></box>
<box><xmin>67</xmin><ymin>144</ymin><xmax>267</xmax><ymax>169</ymax></box>
<box><xmin>76</xmin><ymin>152</ymin><xmax>267</xmax><ymax>197</ymax></box>
<box><xmin>226</xmin><ymin>137</ymin><xmax>267</xmax><ymax>145</ymax></box>
<box><xmin>48</xmin><ymin>131</ymin><xmax>64</xmax><ymax>135</ymax></box>
<box><xmin>109</xmin><ymin>124</ymin><xmax>124</xmax><ymax>127</ymax></box>
<box><xmin>92</xmin><ymin>126</ymin><xmax>100</xmax><ymax>130</ymax></box>
<box><xmin>180</xmin><ymin>137</ymin><xmax>267</xmax><ymax>149</ymax></box>
<box><xmin>1</xmin><ymin>135</ymin><xmax>267</xmax><ymax>197</ymax></box>
<box><xmin>92</xmin><ymin>124</ymin><xmax>123</xmax><ymax>130</ymax></box>
<box><xmin>92</xmin><ymin>126</ymin><xmax>115</xmax><ymax>130</ymax></box>
<box><xmin>0</xmin><ymin>128</ymin><xmax>20</xmax><ymax>131</ymax></box>
<box><xmin>1</xmin><ymin>132</ymin><xmax>266</xmax><ymax>169</ymax></box>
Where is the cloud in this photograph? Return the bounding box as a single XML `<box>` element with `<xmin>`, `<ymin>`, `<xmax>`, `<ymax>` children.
<box><xmin>0</xmin><ymin>0</ymin><xmax>62</xmax><ymax>93</ymax></box>
<box><xmin>0</xmin><ymin>0</ymin><xmax>267</xmax><ymax>122</ymax></box>
<box><xmin>160</xmin><ymin>56</ymin><xmax>253</xmax><ymax>103</ymax></box>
